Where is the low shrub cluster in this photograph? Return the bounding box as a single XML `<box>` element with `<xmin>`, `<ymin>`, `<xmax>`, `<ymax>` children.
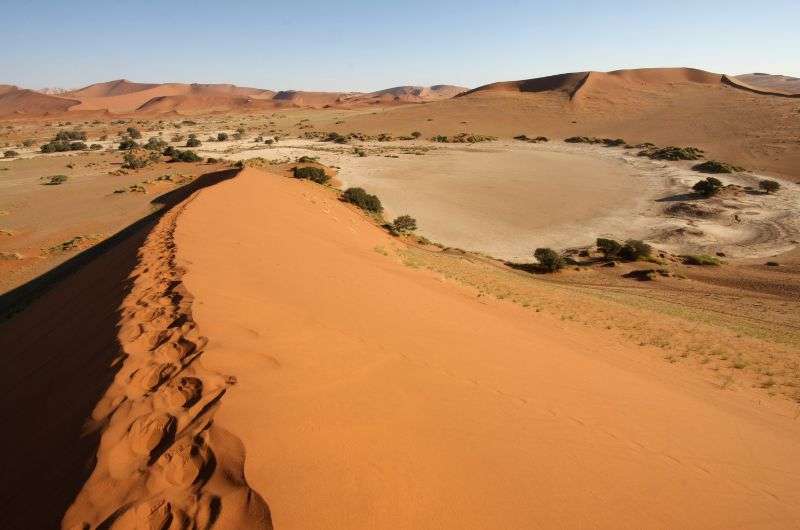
<box><xmin>637</xmin><ymin>145</ymin><xmax>704</xmax><ymax>160</ymax></box>
<box><xmin>144</xmin><ymin>137</ymin><xmax>168</xmax><ymax>151</ymax></box>
<box><xmin>122</xmin><ymin>149</ymin><xmax>160</xmax><ymax>169</ymax></box>
<box><xmin>514</xmin><ymin>135</ymin><xmax>548</xmax><ymax>143</ymax></box>
<box><xmin>596</xmin><ymin>237</ymin><xmax>652</xmax><ymax>261</ymax></box>
<box><xmin>430</xmin><ymin>133</ymin><xmax>496</xmax><ymax>143</ymax></box>
<box><xmin>692</xmin><ymin>160</ymin><xmax>743</xmax><ymax>174</ymax></box>
<box><xmin>564</xmin><ymin>136</ymin><xmax>625</xmax><ymax>147</ymax></box>
<box><xmin>391</xmin><ymin>215</ymin><xmax>417</xmax><ymax>234</ymax></box>
<box><xmin>41</xmin><ymin>140</ymin><xmax>87</xmax><ymax>153</ymax></box>
<box><xmin>118</xmin><ymin>138</ymin><xmax>139</xmax><ymax>150</ymax></box>
<box><xmin>683</xmin><ymin>254</ymin><xmax>721</xmax><ymax>266</ymax></box>
<box><xmin>185</xmin><ymin>136</ymin><xmax>202</xmax><ymax>147</ymax></box>
<box><xmin>341</xmin><ymin>187</ymin><xmax>383</xmax><ymax>213</ymax></box>
<box><xmin>54</xmin><ymin>130</ymin><xmax>87</xmax><ymax>141</ymax></box>
<box><xmin>217</xmin><ymin>132</ymin><xmax>229</xmax><ymax>141</ymax></box>
<box><xmin>293</xmin><ymin>166</ymin><xmax>330</xmax><ymax>184</ymax></box>
<box><xmin>42</xmin><ymin>174</ymin><xmax>68</xmax><ymax>185</ymax></box>
<box><xmin>166</xmin><ymin>148</ymin><xmax>201</xmax><ymax>162</ymax></box>
<box><xmin>126</xmin><ymin>127</ymin><xmax>142</xmax><ymax>139</ymax></box>
<box><xmin>692</xmin><ymin>176</ymin><xmax>723</xmax><ymax>197</ymax></box>
<box><xmin>3</xmin><ymin>150</ymin><xmax>18</xmax><ymax>158</ymax></box>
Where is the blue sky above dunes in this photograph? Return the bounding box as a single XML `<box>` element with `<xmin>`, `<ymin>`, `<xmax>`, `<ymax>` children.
<box><xmin>3</xmin><ymin>0</ymin><xmax>798</xmax><ymax>91</ymax></box>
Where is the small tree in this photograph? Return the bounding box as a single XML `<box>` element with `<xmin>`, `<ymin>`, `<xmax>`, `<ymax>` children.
<box><xmin>143</xmin><ymin>137</ymin><xmax>168</xmax><ymax>151</ymax></box>
<box><xmin>534</xmin><ymin>248</ymin><xmax>563</xmax><ymax>272</ymax></box>
<box><xmin>119</xmin><ymin>138</ymin><xmax>139</xmax><ymax>150</ymax></box>
<box><xmin>186</xmin><ymin>137</ymin><xmax>202</xmax><ymax>147</ymax></box>
<box><xmin>392</xmin><ymin>215</ymin><xmax>417</xmax><ymax>234</ymax></box>
<box><xmin>692</xmin><ymin>176</ymin><xmax>723</xmax><ymax>197</ymax></box>
<box><xmin>126</xmin><ymin>127</ymin><xmax>142</xmax><ymax>139</ymax></box>
<box><xmin>759</xmin><ymin>179</ymin><xmax>780</xmax><ymax>194</ymax></box>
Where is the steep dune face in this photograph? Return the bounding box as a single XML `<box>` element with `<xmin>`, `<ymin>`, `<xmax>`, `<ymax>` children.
<box><xmin>66</xmin><ymin>79</ymin><xmax>161</xmax><ymax>98</ymax></box>
<box><xmin>723</xmin><ymin>74</ymin><xmax>800</xmax><ymax>97</ymax></box>
<box><xmin>735</xmin><ymin>73</ymin><xmax>800</xmax><ymax>95</ymax></box>
<box><xmin>0</xmin><ymin>87</ymin><xmax>79</xmax><ymax>116</ymax></box>
<box><xmin>171</xmin><ymin>167</ymin><xmax>800</xmax><ymax>529</ymax></box>
<box><xmin>461</xmin><ymin>71</ymin><xmax>590</xmax><ymax>96</ymax></box>
<box><xmin>136</xmin><ymin>93</ymin><xmax>277</xmax><ymax>114</ymax></box>
<box><xmin>357</xmin><ymin>84</ymin><xmax>468</xmax><ymax>103</ymax></box>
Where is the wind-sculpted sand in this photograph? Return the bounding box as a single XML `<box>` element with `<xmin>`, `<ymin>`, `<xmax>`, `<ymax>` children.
<box><xmin>167</xmin><ymin>167</ymin><xmax>800</xmax><ymax>529</ymax></box>
<box><xmin>62</xmin><ymin>197</ymin><xmax>271</xmax><ymax>529</ymax></box>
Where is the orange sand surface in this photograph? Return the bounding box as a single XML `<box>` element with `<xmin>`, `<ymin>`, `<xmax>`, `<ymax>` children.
<box><xmin>172</xmin><ymin>168</ymin><xmax>800</xmax><ymax>529</ymax></box>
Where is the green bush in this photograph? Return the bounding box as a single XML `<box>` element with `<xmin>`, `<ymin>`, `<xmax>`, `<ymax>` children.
<box><xmin>41</xmin><ymin>140</ymin><xmax>86</xmax><ymax>153</ymax></box>
<box><xmin>619</xmin><ymin>239</ymin><xmax>652</xmax><ymax>261</ymax></box>
<box><xmin>534</xmin><ymin>248</ymin><xmax>564</xmax><ymax>272</ymax></box>
<box><xmin>297</xmin><ymin>155</ymin><xmax>319</xmax><ymax>163</ymax></box>
<box><xmin>692</xmin><ymin>160</ymin><xmax>742</xmax><ymax>174</ymax></box>
<box><xmin>638</xmin><ymin>146</ymin><xmax>703</xmax><ymax>160</ymax></box>
<box><xmin>3</xmin><ymin>150</ymin><xmax>18</xmax><ymax>158</ymax></box>
<box><xmin>217</xmin><ymin>132</ymin><xmax>229</xmax><ymax>141</ymax></box>
<box><xmin>391</xmin><ymin>215</ymin><xmax>417</xmax><ymax>233</ymax></box>
<box><xmin>342</xmin><ymin>187</ymin><xmax>383</xmax><ymax>213</ymax></box>
<box><xmin>293</xmin><ymin>166</ymin><xmax>330</xmax><ymax>184</ymax></box>
<box><xmin>170</xmin><ymin>149</ymin><xmax>202</xmax><ymax>162</ymax></box>
<box><xmin>122</xmin><ymin>150</ymin><xmax>151</xmax><ymax>169</ymax></box>
<box><xmin>693</xmin><ymin>177</ymin><xmax>723</xmax><ymax>197</ymax></box>
<box><xmin>759</xmin><ymin>179</ymin><xmax>780</xmax><ymax>193</ymax></box>
<box><xmin>185</xmin><ymin>137</ymin><xmax>202</xmax><ymax>147</ymax></box>
<box><xmin>324</xmin><ymin>132</ymin><xmax>348</xmax><ymax>144</ymax></box>
<box><xmin>596</xmin><ymin>238</ymin><xmax>622</xmax><ymax>258</ymax></box>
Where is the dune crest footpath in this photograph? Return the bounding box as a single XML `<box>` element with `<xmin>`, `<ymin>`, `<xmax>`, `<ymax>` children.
<box><xmin>62</xmin><ymin>197</ymin><xmax>271</xmax><ymax>529</ymax></box>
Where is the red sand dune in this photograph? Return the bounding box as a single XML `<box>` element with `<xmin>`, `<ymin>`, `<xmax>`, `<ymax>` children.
<box><xmin>0</xmin><ymin>86</ymin><xmax>79</xmax><ymax>117</ymax></box>
<box><xmin>723</xmin><ymin>74</ymin><xmax>800</xmax><ymax>98</ymax></box>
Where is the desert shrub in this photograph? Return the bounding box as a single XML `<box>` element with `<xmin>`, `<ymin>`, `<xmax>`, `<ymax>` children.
<box><xmin>206</xmin><ymin>157</ymin><xmax>219</xmax><ymax>163</ymax></box>
<box><xmin>41</xmin><ymin>140</ymin><xmax>86</xmax><ymax>153</ymax></box>
<box><xmin>353</xmin><ymin>147</ymin><xmax>367</xmax><ymax>157</ymax></box>
<box><xmin>619</xmin><ymin>239</ymin><xmax>652</xmax><ymax>261</ymax></box>
<box><xmin>55</xmin><ymin>130</ymin><xmax>86</xmax><ymax>141</ymax></box>
<box><xmin>324</xmin><ymin>132</ymin><xmax>348</xmax><ymax>144</ymax></box>
<box><xmin>534</xmin><ymin>248</ymin><xmax>563</xmax><ymax>272</ymax></box>
<box><xmin>759</xmin><ymin>179</ymin><xmax>781</xmax><ymax>193</ymax></box>
<box><xmin>170</xmin><ymin>149</ymin><xmax>202</xmax><ymax>163</ymax></box>
<box><xmin>217</xmin><ymin>132</ymin><xmax>229</xmax><ymax>141</ymax></box>
<box><xmin>3</xmin><ymin>150</ymin><xmax>18</xmax><ymax>158</ymax></box>
<box><xmin>683</xmin><ymin>254</ymin><xmax>721</xmax><ymax>266</ymax></box>
<box><xmin>232</xmin><ymin>132</ymin><xmax>243</xmax><ymax>140</ymax></box>
<box><xmin>515</xmin><ymin>134</ymin><xmax>548</xmax><ymax>143</ymax></box>
<box><xmin>22</xmin><ymin>138</ymin><xmax>35</xmax><ymax>147</ymax></box>
<box><xmin>411</xmin><ymin>131</ymin><xmax>422</xmax><ymax>138</ymax></box>
<box><xmin>391</xmin><ymin>215</ymin><xmax>417</xmax><ymax>233</ymax></box>
<box><xmin>90</xmin><ymin>143</ymin><xmax>103</xmax><ymax>150</ymax></box>
<box><xmin>692</xmin><ymin>160</ymin><xmax>742</xmax><ymax>174</ymax></box>
<box><xmin>596</xmin><ymin>237</ymin><xmax>622</xmax><ymax>258</ymax></box>
<box><xmin>431</xmin><ymin>135</ymin><xmax>449</xmax><ymax>143</ymax></box>
<box><xmin>122</xmin><ymin>149</ymin><xmax>159</xmax><ymax>169</ymax></box>
<box><xmin>693</xmin><ymin>176</ymin><xmax>723</xmax><ymax>197</ymax></box>
<box><xmin>297</xmin><ymin>155</ymin><xmax>319</xmax><ymax>163</ymax></box>
<box><xmin>118</xmin><ymin>138</ymin><xmax>139</xmax><ymax>150</ymax></box>
<box><xmin>638</xmin><ymin>146</ymin><xmax>703</xmax><ymax>160</ymax></box>
<box><xmin>341</xmin><ymin>187</ymin><xmax>383</xmax><ymax>213</ymax></box>
<box><xmin>293</xmin><ymin>166</ymin><xmax>330</xmax><ymax>184</ymax></box>
<box><xmin>144</xmin><ymin>137</ymin><xmax>168</xmax><ymax>151</ymax></box>
<box><xmin>126</xmin><ymin>127</ymin><xmax>142</xmax><ymax>139</ymax></box>
<box><xmin>185</xmin><ymin>137</ymin><xmax>202</xmax><ymax>147</ymax></box>
<box><xmin>430</xmin><ymin>133</ymin><xmax>496</xmax><ymax>143</ymax></box>
<box><xmin>43</xmin><ymin>174</ymin><xmax>68</xmax><ymax>185</ymax></box>
<box><xmin>565</xmin><ymin>136</ymin><xmax>592</xmax><ymax>143</ymax></box>
<box><xmin>171</xmin><ymin>134</ymin><xmax>185</xmax><ymax>143</ymax></box>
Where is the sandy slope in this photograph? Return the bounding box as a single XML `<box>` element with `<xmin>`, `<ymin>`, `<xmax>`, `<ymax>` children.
<box><xmin>169</xmin><ymin>168</ymin><xmax>800</xmax><ymax>529</ymax></box>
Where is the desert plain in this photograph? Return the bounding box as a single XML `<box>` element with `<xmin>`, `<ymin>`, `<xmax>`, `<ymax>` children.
<box><xmin>0</xmin><ymin>68</ymin><xmax>799</xmax><ymax>529</ymax></box>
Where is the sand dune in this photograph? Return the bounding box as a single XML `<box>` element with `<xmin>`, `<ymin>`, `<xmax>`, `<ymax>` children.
<box><xmin>723</xmin><ymin>74</ymin><xmax>800</xmax><ymax>97</ymax></box>
<box><xmin>735</xmin><ymin>73</ymin><xmax>800</xmax><ymax>95</ymax></box>
<box><xmin>170</xmin><ymin>167</ymin><xmax>800</xmax><ymax>529</ymax></box>
<box><xmin>0</xmin><ymin>86</ymin><xmax>79</xmax><ymax>117</ymax></box>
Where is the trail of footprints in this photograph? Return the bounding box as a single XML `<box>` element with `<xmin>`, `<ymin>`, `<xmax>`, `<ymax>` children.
<box><xmin>64</xmin><ymin>201</ymin><xmax>270</xmax><ymax>530</ymax></box>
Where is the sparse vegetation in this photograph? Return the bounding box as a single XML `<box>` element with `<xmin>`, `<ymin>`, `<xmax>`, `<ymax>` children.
<box><xmin>122</xmin><ymin>149</ymin><xmax>159</xmax><ymax>169</ymax></box>
<box><xmin>430</xmin><ymin>133</ymin><xmax>496</xmax><ymax>143</ymax></box>
<box><xmin>619</xmin><ymin>239</ymin><xmax>652</xmax><ymax>261</ymax></box>
<box><xmin>42</xmin><ymin>174</ymin><xmax>68</xmax><ymax>185</ymax></box>
<box><xmin>692</xmin><ymin>160</ymin><xmax>743</xmax><ymax>174</ymax></box>
<box><xmin>514</xmin><ymin>134</ymin><xmax>548</xmax><ymax>143</ymax></box>
<box><xmin>693</xmin><ymin>176</ymin><xmax>723</xmax><ymax>197</ymax></box>
<box><xmin>143</xmin><ymin>137</ymin><xmax>168</xmax><ymax>151</ymax></box>
<box><xmin>297</xmin><ymin>155</ymin><xmax>319</xmax><ymax>163</ymax></box>
<box><xmin>169</xmin><ymin>149</ymin><xmax>202</xmax><ymax>163</ymax></box>
<box><xmin>534</xmin><ymin>248</ymin><xmax>564</xmax><ymax>272</ymax></box>
<box><xmin>90</xmin><ymin>143</ymin><xmax>103</xmax><ymax>150</ymax></box>
<box><xmin>293</xmin><ymin>166</ymin><xmax>330</xmax><ymax>184</ymax></box>
<box><xmin>342</xmin><ymin>187</ymin><xmax>383</xmax><ymax>213</ymax></box>
<box><xmin>759</xmin><ymin>179</ymin><xmax>781</xmax><ymax>194</ymax></box>
<box><xmin>126</xmin><ymin>127</ymin><xmax>142</xmax><ymax>139</ymax></box>
<box><xmin>41</xmin><ymin>140</ymin><xmax>87</xmax><ymax>153</ymax></box>
<box><xmin>596</xmin><ymin>238</ymin><xmax>623</xmax><ymax>259</ymax></box>
<box><xmin>564</xmin><ymin>136</ymin><xmax>624</xmax><ymax>146</ymax></box>
<box><xmin>185</xmin><ymin>137</ymin><xmax>202</xmax><ymax>147</ymax></box>
<box><xmin>54</xmin><ymin>130</ymin><xmax>87</xmax><ymax>142</ymax></box>
<box><xmin>217</xmin><ymin>132</ymin><xmax>229</xmax><ymax>141</ymax></box>
<box><xmin>3</xmin><ymin>150</ymin><xmax>18</xmax><ymax>158</ymax></box>
<box><xmin>683</xmin><ymin>254</ymin><xmax>721</xmax><ymax>266</ymax></box>
<box><xmin>637</xmin><ymin>145</ymin><xmax>704</xmax><ymax>160</ymax></box>
<box><xmin>118</xmin><ymin>138</ymin><xmax>139</xmax><ymax>150</ymax></box>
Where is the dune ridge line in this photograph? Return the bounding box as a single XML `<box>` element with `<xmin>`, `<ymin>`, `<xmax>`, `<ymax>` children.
<box><xmin>62</xmin><ymin>186</ymin><xmax>272</xmax><ymax>530</ymax></box>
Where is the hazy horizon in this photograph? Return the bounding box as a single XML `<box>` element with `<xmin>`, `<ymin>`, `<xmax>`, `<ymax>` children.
<box><xmin>3</xmin><ymin>0</ymin><xmax>799</xmax><ymax>92</ymax></box>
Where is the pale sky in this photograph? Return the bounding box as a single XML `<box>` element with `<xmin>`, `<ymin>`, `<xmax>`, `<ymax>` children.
<box><xmin>2</xmin><ymin>0</ymin><xmax>798</xmax><ymax>91</ymax></box>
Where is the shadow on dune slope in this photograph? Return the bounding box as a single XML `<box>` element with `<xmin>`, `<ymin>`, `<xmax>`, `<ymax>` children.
<box><xmin>0</xmin><ymin>168</ymin><xmax>237</xmax><ymax>530</ymax></box>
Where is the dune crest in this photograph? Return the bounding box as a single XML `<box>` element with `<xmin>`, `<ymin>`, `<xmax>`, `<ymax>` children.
<box><xmin>62</xmin><ymin>197</ymin><xmax>271</xmax><ymax>529</ymax></box>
